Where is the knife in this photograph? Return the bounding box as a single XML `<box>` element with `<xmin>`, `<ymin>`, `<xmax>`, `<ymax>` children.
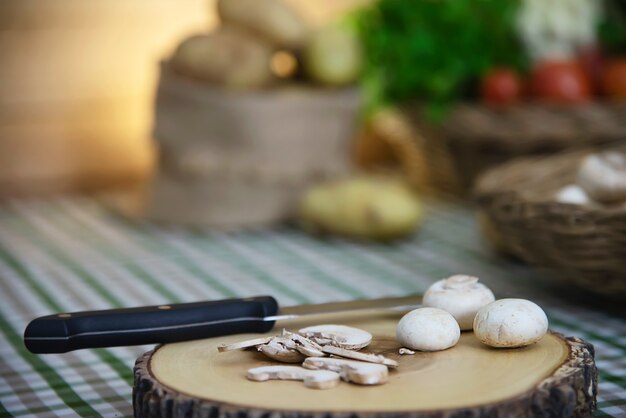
<box><xmin>24</xmin><ymin>295</ymin><xmax>421</xmax><ymax>354</ymax></box>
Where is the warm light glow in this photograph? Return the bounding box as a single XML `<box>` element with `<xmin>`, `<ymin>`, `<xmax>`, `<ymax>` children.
<box><xmin>270</xmin><ymin>51</ymin><xmax>298</xmax><ymax>78</ymax></box>
<box><xmin>0</xmin><ymin>0</ymin><xmax>372</xmax><ymax>194</ymax></box>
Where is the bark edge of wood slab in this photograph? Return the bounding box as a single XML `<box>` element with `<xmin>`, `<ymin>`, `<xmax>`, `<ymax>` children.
<box><xmin>132</xmin><ymin>333</ymin><xmax>596</xmax><ymax>418</ymax></box>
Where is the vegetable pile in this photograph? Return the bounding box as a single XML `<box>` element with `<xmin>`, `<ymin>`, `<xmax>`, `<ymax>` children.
<box><xmin>355</xmin><ymin>0</ymin><xmax>626</xmax><ymax>115</ymax></box>
<box><xmin>170</xmin><ymin>0</ymin><xmax>362</xmax><ymax>89</ymax></box>
<box><xmin>355</xmin><ymin>0</ymin><xmax>525</xmax><ymax>115</ymax></box>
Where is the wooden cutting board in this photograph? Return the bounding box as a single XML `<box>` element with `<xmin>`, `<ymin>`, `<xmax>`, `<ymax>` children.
<box><xmin>133</xmin><ymin>309</ymin><xmax>596</xmax><ymax>417</ymax></box>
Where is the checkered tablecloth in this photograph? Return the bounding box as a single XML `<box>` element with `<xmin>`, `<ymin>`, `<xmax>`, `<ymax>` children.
<box><xmin>0</xmin><ymin>197</ymin><xmax>624</xmax><ymax>417</ymax></box>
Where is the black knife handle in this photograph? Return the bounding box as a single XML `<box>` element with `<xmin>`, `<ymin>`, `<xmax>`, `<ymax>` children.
<box><xmin>23</xmin><ymin>296</ymin><xmax>279</xmax><ymax>354</ymax></box>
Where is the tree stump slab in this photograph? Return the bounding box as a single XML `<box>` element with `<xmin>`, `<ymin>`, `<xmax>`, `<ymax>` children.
<box><xmin>133</xmin><ymin>310</ymin><xmax>597</xmax><ymax>417</ymax></box>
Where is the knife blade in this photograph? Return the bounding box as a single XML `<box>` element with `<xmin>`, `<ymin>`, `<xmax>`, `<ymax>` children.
<box><xmin>24</xmin><ymin>295</ymin><xmax>421</xmax><ymax>354</ymax></box>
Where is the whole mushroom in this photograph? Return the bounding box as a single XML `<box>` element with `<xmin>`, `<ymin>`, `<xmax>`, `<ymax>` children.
<box><xmin>577</xmin><ymin>151</ymin><xmax>626</xmax><ymax>204</ymax></box>
<box><xmin>555</xmin><ymin>184</ymin><xmax>591</xmax><ymax>205</ymax></box>
<box><xmin>473</xmin><ymin>299</ymin><xmax>549</xmax><ymax>348</ymax></box>
<box><xmin>396</xmin><ymin>307</ymin><xmax>460</xmax><ymax>352</ymax></box>
<box><xmin>422</xmin><ymin>275</ymin><xmax>495</xmax><ymax>330</ymax></box>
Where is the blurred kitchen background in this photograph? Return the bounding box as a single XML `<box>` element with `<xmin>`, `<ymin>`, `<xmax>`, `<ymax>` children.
<box><xmin>0</xmin><ymin>0</ymin><xmax>369</xmax><ymax>196</ymax></box>
<box><xmin>1</xmin><ymin>0</ymin><xmax>625</xmax><ymax>299</ymax></box>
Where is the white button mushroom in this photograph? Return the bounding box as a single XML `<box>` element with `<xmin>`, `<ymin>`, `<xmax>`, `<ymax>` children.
<box><xmin>396</xmin><ymin>307</ymin><xmax>460</xmax><ymax>351</ymax></box>
<box><xmin>577</xmin><ymin>151</ymin><xmax>626</xmax><ymax>204</ymax></box>
<box><xmin>555</xmin><ymin>184</ymin><xmax>591</xmax><ymax>205</ymax></box>
<box><xmin>422</xmin><ymin>275</ymin><xmax>495</xmax><ymax>330</ymax></box>
<box><xmin>473</xmin><ymin>299</ymin><xmax>549</xmax><ymax>348</ymax></box>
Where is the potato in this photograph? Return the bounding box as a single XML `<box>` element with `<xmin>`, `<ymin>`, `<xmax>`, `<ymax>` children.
<box><xmin>298</xmin><ymin>176</ymin><xmax>422</xmax><ymax>240</ymax></box>
<box><xmin>303</xmin><ymin>25</ymin><xmax>362</xmax><ymax>87</ymax></box>
<box><xmin>217</xmin><ymin>0</ymin><xmax>309</xmax><ymax>48</ymax></box>
<box><xmin>171</xmin><ymin>27</ymin><xmax>274</xmax><ymax>88</ymax></box>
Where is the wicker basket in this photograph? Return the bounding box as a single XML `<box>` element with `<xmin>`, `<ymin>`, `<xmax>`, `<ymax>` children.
<box><xmin>146</xmin><ymin>63</ymin><xmax>361</xmax><ymax>227</ymax></box>
<box><xmin>400</xmin><ymin>103</ymin><xmax>626</xmax><ymax>196</ymax></box>
<box><xmin>361</xmin><ymin>108</ymin><xmax>460</xmax><ymax>199</ymax></box>
<box><xmin>474</xmin><ymin>143</ymin><xmax>626</xmax><ymax>298</ymax></box>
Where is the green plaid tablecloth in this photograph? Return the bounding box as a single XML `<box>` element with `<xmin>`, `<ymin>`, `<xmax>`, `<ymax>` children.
<box><xmin>0</xmin><ymin>197</ymin><xmax>624</xmax><ymax>417</ymax></box>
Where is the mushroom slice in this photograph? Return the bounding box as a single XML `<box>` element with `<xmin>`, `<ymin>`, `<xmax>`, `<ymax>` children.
<box><xmin>257</xmin><ymin>337</ymin><xmax>305</xmax><ymax>363</ymax></box>
<box><xmin>217</xmin><ymin>337</ymin><xmax>272</xmax><ymax>352</ymax></box>
<box><xmin>303</xmin><ymin>357</ymin><xmax>388</xmax><ymax>385</ymax></box>
<box><xmin>298</xmin><ymin>325</ymin><xmax>372</xmax><ymax>350</ymax></box>
<box><xmin>282</xmin><ymin>330</ymin><xmax>326</xmax><ymax>357</ymax></box>
<box><xmin>321</xmin><ymin>345</ymin><xmax>398</xmax><ymax>368</ymax></box>
<box><xmin>399</xmin><ymin>348</ymin><xmax>415</xmax><ymax>355</ymax></box>
<box><xmin>247</xmin><ymin>366</ymin><xmax>340</xmax><ymax>389</ymax></box>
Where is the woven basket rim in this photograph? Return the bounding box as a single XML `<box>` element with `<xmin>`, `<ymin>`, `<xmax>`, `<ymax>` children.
<box><xmin>474</xmin><ymin>144</ymin><xmax>626</xmax><ymax>217</ymax></box>
<box><xmin>437</xmin><ymin>102</ymin><xmax>626</xmax><ymax>149</ymax></box>
<box><xmin>477</xmin><ymin>192</ymin><xmax>626</xmax><ymax>219</ymax></box>
<box><xmin>159</xmin><ymin>61</ymin><xmax>362</xmax><ymax>101</ymax></box>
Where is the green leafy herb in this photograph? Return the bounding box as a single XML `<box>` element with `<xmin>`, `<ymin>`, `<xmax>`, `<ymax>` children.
<box><xmin>599</xmin><ymin>0</ymin><xmax>626</xmax><ymax>55</ymax></box>
<box><xmin>354</xmin><ymin>0</ymin><xmax>527</xmax><ymax>118</ymax></box>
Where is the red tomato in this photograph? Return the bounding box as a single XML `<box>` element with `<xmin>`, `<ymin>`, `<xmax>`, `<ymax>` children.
<box><xmin>531</xmin><ymin>61</ymin><xmax>592</xmax><ymax>104</ymax></box>
<box><xmin>578</xmin><ymin>44</ymin><xmax>605</xmax><ymax>93</ymax></box>
<box><xmin>481</xmin><ymin>68</ymin><xmax>523</xmax><ymax>106</ymax></box>
<box><xmin>602</xmin><ymin>58</ymin><xmax>626</xmax><ymax>100</ymax></box>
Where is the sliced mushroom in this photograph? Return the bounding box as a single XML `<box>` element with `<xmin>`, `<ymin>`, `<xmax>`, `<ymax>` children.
<box><xmin>217</xmin><ymin>337</ymin><xmax>273</xmax><ymax>352</ymax></box>
<box><xmin>247</xmin><ymin>366</ymin><xmax>340</xmax><ymax>389</ymax></box>
<box><xmin>298</xmin><ymin>325</ymin><xmax>372</xmax><ymax>350</ymax></box>
<box><xmin>281</xmin><ymin>330</ymin><xmax>326</xmax><ymax>357</ymax></box>
<box><xmin>303</xmin><ymin>357</ymin><xmax>388</xmax><ymax>385</ymax></box>
<box><xmin>257</xmin><ymin>337</ymin><xmax>305</xmax><ymax>363</ymax></box>
<box><xmin>320</xmin><ymin>345</ymin><xmax>398</xmax><ymax>368</ymax></box>
<box><xmin>399</xmin><ymin>348</ymin><xmax>415</xmax><ymax>355</ymax></box>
